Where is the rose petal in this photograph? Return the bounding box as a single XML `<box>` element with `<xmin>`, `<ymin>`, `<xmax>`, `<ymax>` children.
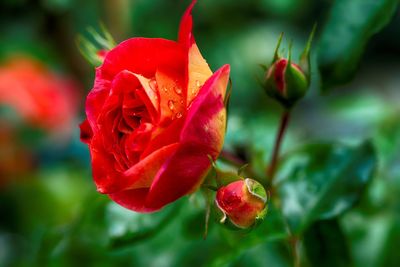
<box><xmin>87</xmin><ymin>70</ymin><xmax>142</xmax><ymax>134</ymax></box>
<box><xmin>109</xmin><ymin>188</ymin><xmax>157</xmax><ymax>213</ymax></box>
<box><xmin>155</xmin><ymin>69</ymin><xmax>186</xmax><ymax>123</ymax></box>
<box><xmin>186</xmin><ymin>44</ymin><xmax>213</xmax><ymax>106</ymax></box>
<box><xmin>79</xmin><ymin>119</ymin><xmax>93</xmax><ymax>144</ymax></box>
<box><xmin>100</xmin><ymin>38</ymin><xmax>186</xmax><ymax>80</ymax></box>
<box><xmin>123</xmin><ymin>122</ymin><xmax>153</xmax><ymax>162</ymax></box>
<box><xmin>178</xmin><ymin>0</ymin><xmax>213</xmax><ymax>106</ymax></box>
<box><xmin>145</xmin><ymin>142</ymin><xmax>212</xmax><ymax>210</ymax></box>
<box><xmin>178</xmin><ymin>0</ymin><xmax>196</xmax><ymax>46</ymax></box>
<box><xmin>86</xmin><ymin>70</ymin><xmax>111</xmax><ymax>133</ymax></box>
<box><xmin>108</xmin><ymin>142</ymin><xmax>181</xmax><ymax>213</ymax></box>
<box><xmin>91</xmin><ymin>140</ymin><xmax>179</xmax><ymax>194</ymax></box>
<box><xmin>132</xmin><ymin>73</ymin><xmax>160</xmax><ymax>122</ymax></box>
<box><xmin>94</xmin><ymin>71</ymin><xmax>140</xmax><ymax>147</ymax></box>
<box><xmin>123</xmin><ymin>142</ymin><xmax>180</xmax><ymax>190</ymax></box>
<box><xmin>140</xmin><ymin>117</ymin><xmax>184</xmax><ymax>158</ymax></box>
<box><xmin>145</xmin><ymin>65</ymin><xmax>230</xmax><ymax>210</ymax></box>
<box><xmin>90</xmin><ymin>134</ymin><xmax>123</xmax><ymax>193</ymax></box>
<box><xmin>181</xmin><ymin>65</ymin><xmax>230</xmax><ymax>152</ymax></box>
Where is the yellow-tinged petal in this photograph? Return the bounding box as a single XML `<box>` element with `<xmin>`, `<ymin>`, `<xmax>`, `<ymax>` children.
<box><xmin>186</xmin><ymin>44</ymin><xmax>213</xmax><ymax>106</ymax></box>
<box><xmin>155</xmin><ymin>69</ymin><xmax>186</xmax><ymax>122</ymax></box>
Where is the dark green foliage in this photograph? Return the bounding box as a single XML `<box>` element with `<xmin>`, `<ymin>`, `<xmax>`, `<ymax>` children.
<box><xmin>318</xmin><ymin>0</ymin><xmax>399</xmax><ymax>90</ymax></box>
<box><xmin>276</xmin><ymin>142</ymin><xmax>377</xmax><ymax>233</ymax></box>
<box><xmin>303</xmin><ymin>219</ymin><xmax>352</xmax><ymax>267</ymax></box>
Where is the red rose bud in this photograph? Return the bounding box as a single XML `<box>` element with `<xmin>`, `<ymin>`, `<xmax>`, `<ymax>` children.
<box><xmin>264</xmin><ymin>26</ymin><xmax>316</xmax><ymax>108</ymax></box>
<box><xmin>265</xmin><ymin>58</ymin><xmax>308</xmax><ymax>107</ymax></box>
<box><xmin>215</xmin><ymin>178</ymin><xmax>268</xmax><ymax>229</ymax></box>
<box><xmin>80</xmin><ymin>0</ymin><xmax>230</xmax><ymax>213</ymax></box>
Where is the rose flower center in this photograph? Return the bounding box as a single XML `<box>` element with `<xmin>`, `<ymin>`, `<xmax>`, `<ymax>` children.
<box><xmin>97</xmin><ymin>70</ymin><xmax>187</xmax><ymax>173</ymax></box>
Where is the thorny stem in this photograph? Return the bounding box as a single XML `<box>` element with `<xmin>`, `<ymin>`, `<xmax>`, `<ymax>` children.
<box><xmin>266</xmin><ymin>110</ymin><xmax>291</xmax><ymax>185</ymax></box>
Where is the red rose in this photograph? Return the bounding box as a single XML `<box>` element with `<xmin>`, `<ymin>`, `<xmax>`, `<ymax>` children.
<box><xmin>80</xmin><ymin>0</ymin><xmax>230</xmax><ymax>212</ymax></box>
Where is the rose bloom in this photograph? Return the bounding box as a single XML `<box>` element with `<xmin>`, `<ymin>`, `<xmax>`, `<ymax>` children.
<box><xmin>80</xmin><ymin>1</ymin><xmax>230</xmax><ymax>212</ymax></box>
<box><xmin>0</xmin><ymin>56</ymin><xmax>78</xmax><ymax>133</ymax></box>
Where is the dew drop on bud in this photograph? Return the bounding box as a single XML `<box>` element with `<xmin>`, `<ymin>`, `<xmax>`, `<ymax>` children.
<box><xmin>168</xmin><ymin>100</ymin><xmax>175</xmax><ymax>110</ymax></box>
<box><xmin>176</xmin><ymin>112</ymin><xmax>182</xmax><ymax>119</ymax></box>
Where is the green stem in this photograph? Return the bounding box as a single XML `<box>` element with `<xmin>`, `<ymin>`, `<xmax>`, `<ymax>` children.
<box><xmin>266</xmin><ymin>110</ymin><xmax>291</xmax><ymax>185</ymax></box>
<box><xmin>291</xmin><ymin>237</ymin><xmax>301</xmax><ymax>267</ymax></box>
<box><xmin>268</xmin><ymin>111</ymin><xmax>299</xmax><ymax>266</ymax></box>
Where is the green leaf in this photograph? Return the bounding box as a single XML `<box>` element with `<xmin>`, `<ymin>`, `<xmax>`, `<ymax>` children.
<box><xmin>373</xmin><ymin>114</ymin><xmax>400</xmax><ymax>169</ymax></box>
<box><xmin>317</xmin><ymin>0</ymin><xmax>398</xmax><ymax>90</ymax></box>
<box><xmin>275</xmin><ymin>141</ymin><xmax>377</xmax><ymax>234</ymax></box>
<box><xmin>303</xmin><ymin>219</ymin><xmax>352</xmax><ymax>267</ymax></box>
<box><xmin>208</xmin><ymin>203</ymin><xmax>289</xmax><ymax>267</ymax></box>
<box><xmin>106</xmin><ymin>200</ymin><xmax>182</xmax><ymax>249</ymax></box>
<box><xmin>377</xmin><ymin>215</ymin><xmax>400</xmax><ymax>267</ymax></box>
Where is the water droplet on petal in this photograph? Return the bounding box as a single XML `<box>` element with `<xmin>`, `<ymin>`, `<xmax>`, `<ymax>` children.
<box><xmin>174</xmin><ymin>87</ymin><xmax>182</xmax><ymax>95</ymax></box>
<box><xmin>148</xmin><ymin>79</ymin><xmax>157</xmax><ymax>90</ymax></box>
<box><xmin>196</xmin><ymin>80</ymin><xmax>201</xmax><ymax>88</ymax></box>
<box><xmin>168</xmin><ymin>100</ymin><xmax>175</xmax><ymax>110</ymax></box>
<box><xmin>163</xmin><ymin>87</ymin><xmax>168</xmax><ymax>92</ymax></box>
<box><xmin>176</xmin><ymin>112</ymin><xmax>183</xmax><ymax>119</ymax></box>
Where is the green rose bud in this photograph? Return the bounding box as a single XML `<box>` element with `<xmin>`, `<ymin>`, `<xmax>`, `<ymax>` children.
<box><xmin>265</xmin><ymin>58</ymin><xmax>309</xmax><ymax>108</ymax></box>
<box><xmin>263</xmin><ymin>25</ymin><xmax>316</xmax><ymax>109</ymax></box>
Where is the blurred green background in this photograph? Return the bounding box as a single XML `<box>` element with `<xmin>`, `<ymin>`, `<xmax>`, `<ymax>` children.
<box><xmin>0</xmin><ymin>0</ymin><xmax>399</xmax><ymax>266</ymax></box>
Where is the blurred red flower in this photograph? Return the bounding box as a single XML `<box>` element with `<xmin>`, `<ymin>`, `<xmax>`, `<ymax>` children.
<box><xmin>80</xmin><ymin>0</ymin><xmax>230</xmax><ymax>212</ymax></box>
<box><xmin>0</xmin><ymin>56</ymin><xmax>79</xmax><ymax>133</ymax></box>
